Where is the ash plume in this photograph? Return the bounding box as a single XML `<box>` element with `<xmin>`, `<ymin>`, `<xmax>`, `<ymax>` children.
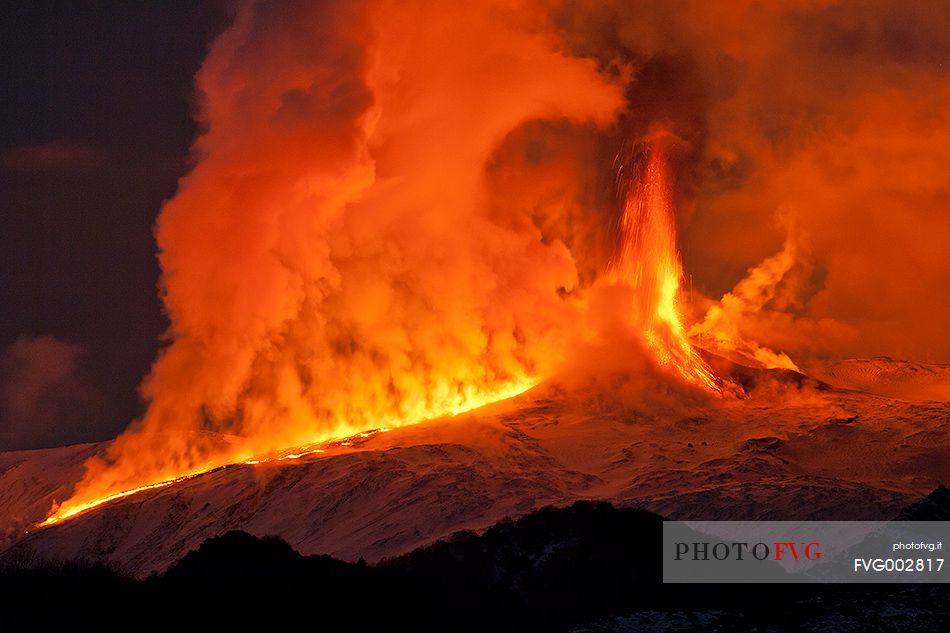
<box><xmin>47</xmin><ymin>0</ymin><xmax>950</xmax><ymax>522</ymax></box>
<box><xmin>51</xmin><ymin>0</ymin><xmax>625</xmax><ymax>519</ymax></box>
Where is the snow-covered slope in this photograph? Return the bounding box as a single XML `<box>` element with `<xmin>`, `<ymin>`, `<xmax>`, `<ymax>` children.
<box><xmin>0</xmin><ymin>442</ymin><xmax>103</xmax><ymax>547</ymax></box>
<box><xmin>2</xmin><ymin>358</ymin><xmax>949</xmax><ymax>577</ymax></box>
<box><xmin>806</xmin><ymin>357</ymin><xmax>950</xmax><ymax>402</ymax></box>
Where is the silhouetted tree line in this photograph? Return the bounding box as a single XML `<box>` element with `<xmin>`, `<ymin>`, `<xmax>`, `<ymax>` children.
<box><xmin>3</xmin><ymin>496</ymin><xmax>950</xmax><ymax>632</ymax></box>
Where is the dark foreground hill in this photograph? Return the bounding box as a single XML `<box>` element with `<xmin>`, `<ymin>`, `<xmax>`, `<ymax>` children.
<box><xmin>4</xmin><ymin>497</ymin><xmax>950</xmax><ymax>633</ymax></box>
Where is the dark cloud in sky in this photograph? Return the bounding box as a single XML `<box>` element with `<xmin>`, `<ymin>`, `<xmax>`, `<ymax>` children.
<box><xmin>1</xmin><ymin>142</ymin><xmax>101</xmax><ymax>172</ymax></box>
<box><xmin>0</xmin><ymin>336</ymin><xmax>103</xmax><ymax>450</ymax></box>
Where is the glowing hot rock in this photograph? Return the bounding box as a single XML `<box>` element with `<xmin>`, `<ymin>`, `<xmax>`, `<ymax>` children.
<box><xmin>608</xmin><ymin>134</ymin><xmax>719</xmax><ymax>392</ymax></box>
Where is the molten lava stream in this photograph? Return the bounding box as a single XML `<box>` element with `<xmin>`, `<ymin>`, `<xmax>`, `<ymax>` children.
<box><xmin>609</xmin><ymin>134</ymin><xmax>719</xmax><ymax>392</ymax></box>
<box><xmin>39</xmin><ymin>378</ymin><xmax>539</xmax><ymax>527</ymax></box>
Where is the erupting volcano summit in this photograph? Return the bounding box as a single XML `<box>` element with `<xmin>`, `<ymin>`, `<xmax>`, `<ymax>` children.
<box><xmin>2</xmin><ymin>3</ymin><xmax>949</xmax><ymax>614</ymax></box>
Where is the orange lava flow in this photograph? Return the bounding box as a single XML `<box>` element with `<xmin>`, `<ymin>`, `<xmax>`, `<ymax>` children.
<box><xmin>40</xmin><ymin>377</ymin><xmax>536</xmax><ymax>527</ymax></box>
<box><xmin>609</xmin><ymin>135</ymin><xmax>719</xmax><ymax>392</ymax></box>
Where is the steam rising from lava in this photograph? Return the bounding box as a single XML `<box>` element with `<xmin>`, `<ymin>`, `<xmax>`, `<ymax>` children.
<box><xmin>45</xmin><ymin>0</ymin><xmax>633</xmax><ymax>524</ymax></box>
<box><xmin>48</xmin><ymin>0</ymin><xmax>950</xmax><ymax>525</ymax></box>
<box><xmin>690</xmin><ymin>215</ymin><xmax>801</xmax><ymax>371</ymax></box>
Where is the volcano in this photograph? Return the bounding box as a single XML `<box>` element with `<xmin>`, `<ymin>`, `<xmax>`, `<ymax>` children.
<box><xmin>3</xmin><ymin>354</ymin><xmax>948</xmax><ymax>577</ymax></box>
<box><xmin>4</xmin><ymin>3</ymin><xmax>950</xmax><ymax>631</ymax></box>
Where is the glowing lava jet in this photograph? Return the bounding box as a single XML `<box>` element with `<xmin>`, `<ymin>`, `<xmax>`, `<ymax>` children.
<box><xmin>609</xmin><ymin>134</ymin><xmax>719</xmax><ymax>392</ymax></box>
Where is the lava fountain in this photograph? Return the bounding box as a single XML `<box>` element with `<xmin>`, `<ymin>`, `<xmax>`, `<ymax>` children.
<box><xmin>609</xmin><ymin>133</ymin><xmax>719</xmax><ymax>392</ymax></box>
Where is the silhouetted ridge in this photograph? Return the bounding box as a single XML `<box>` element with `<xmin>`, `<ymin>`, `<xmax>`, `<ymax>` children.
<box><xmin>3</xmin><ymin>500</ymin><xmax>949</xmax><ymax>632</ymax></box>
<box><xmin>896</xmin><ymin>485</ymin><xmax>950</xmax><ymax>520</ymax></box>
<box><xmin>381</xmin><ymin>502</ymin><xmax>665</xmax><ymax>629</ymax></box>
<box><xmin>165</xmin><ymin>530</ymin><xmax>303</xmax><ymax>579</ymax></box>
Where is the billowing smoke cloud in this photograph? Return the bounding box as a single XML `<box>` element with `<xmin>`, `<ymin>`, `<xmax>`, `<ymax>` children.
<box><xmin>0</xmin><ymin>336</ymin><xmax>102</xmax><ymax>451</ymax></box>
<box><xmin>689</xmin><ymin>208</ymin><xmax>802</xmax><ymax>371</ymax></box>
<box><xmin>52</xmin><ymin>0</ymin><xmax>950</xmax><ymax>519</ymax></box>
<box><xmin>57</xmin><ymin>0</ymin><xmax>624</xmax><ymax>513</ymax></box>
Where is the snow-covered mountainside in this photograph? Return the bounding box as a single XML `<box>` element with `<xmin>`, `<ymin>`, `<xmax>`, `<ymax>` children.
<box><xmin>0</xmin><ymin>442</ymin><xmax>101</xmax><ymax>546</ymax></box>
<box><xmin>2</xmin><ymin>357</ymin><xmax>949</xmax><ymax>577</ymax></box>
<box><xmin>806</xmin><ymin>357</ymin><xmax>950</xmax><ymax>402</ymax></box>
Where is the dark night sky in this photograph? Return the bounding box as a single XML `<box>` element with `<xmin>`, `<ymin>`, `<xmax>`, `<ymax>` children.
<box><xmin>0</xmin><ymin>2</ymin><xmax>232</xmax><ymax>449</ymax></box>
